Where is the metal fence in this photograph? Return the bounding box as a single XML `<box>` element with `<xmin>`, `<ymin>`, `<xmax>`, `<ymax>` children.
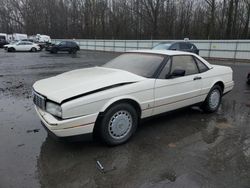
<box><xmin>52</xmin><ymin>39</ymin><xmax>250</xmax><ymax>61</ymax></box>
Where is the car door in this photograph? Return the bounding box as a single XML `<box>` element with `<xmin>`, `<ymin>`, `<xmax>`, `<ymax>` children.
<box><xmin>15</xmin><ymin>42</ymin><xmax>26</xmax><ymax>51</ymax></box>
<box><xmin>153</xmin><ymin>55</ymin><xmax>203</xmax><ymax>115</ymax></box>
<box><xmin>58</xmin><ymin>41</ymin><xmax>67</xmax><ymax>51</ymax></box>
<box><xmin>25</xmin><ymin>42</ymin><xmax>33</xmax><ymax>51</ymax></box>
<box><xmin>65</xmin><ymin>42</ymin><xmax>72</xmax><ymax>51</ymax></box>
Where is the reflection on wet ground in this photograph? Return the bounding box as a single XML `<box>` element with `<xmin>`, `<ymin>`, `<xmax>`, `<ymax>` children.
<box><xmin>0</xmin><ymin>50</ymin><xmax>250</xmax><ymax>188</ymax></box>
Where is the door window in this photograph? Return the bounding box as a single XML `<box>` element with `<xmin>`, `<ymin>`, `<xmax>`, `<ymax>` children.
<box><xmin>195</xmin><ymin>57</ymin><xmax>209</xmax><ymax>72</ymax></box>
<box><xmin>190</xmin><ymin>44</ymin><xmax>197</xmax><ymax>50</ymax></box>
<box><xmin>59</xmin><ymin>41</ymin><xmax>67</xmax><ymax>46</ymax></box>
<box><xmin>170</xmin><ymin>43</ymin><xmax>179</xmax><ymax>50</ymax></box>
<box><xmin>171</xmin><ymin>56</ymin><xmax>199</xmax><ymax>76</ymax></box>
<box><xmin>158</xmin><ymin>59</ymin><xmax>171</xmax><ymax>79</ymax></box>
<box><xmin>179</xmin><ymin>42</ymin><xmax>189</xmax><ymax>50</ymax></box>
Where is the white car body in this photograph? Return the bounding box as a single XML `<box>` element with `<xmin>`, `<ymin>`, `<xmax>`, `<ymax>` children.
<box><xmin>33</xmin><ymin>50</ymin><xmax>234</xmax><ymax>139</ymax></box>
<box><xmin>0</xmin><ymin>33</ymin><xmax>7</xmax><ymax>39</ymax></box>
<box><xmin>4</xmin><ymin>41</ymin><xmax>40</xmax><ymax>52</ymax></box>
<box><xmin>10</xmin><ymin>33</ymin><xmax>28</xmax><ymax>41</ymax></box>
<box><xmin>35</xmin><ymin>34</ymin><xmax>51</xmax><ymax>43</ymax></box>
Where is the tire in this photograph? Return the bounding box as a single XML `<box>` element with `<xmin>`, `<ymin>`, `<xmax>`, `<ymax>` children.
<box><xmin>202</xmin><ymin>85</ymin><xmax>222</xmax><ymax>113</ymax></box>
<box><xmin>31</xmin><ymin>47</ymin><xmax>37</xmax><ymax>52</ymax></box>
<box><xmin>72</xmin><ymin>48</ymin><xmax>77</xmax><ymax>54</ymax></box>
<box><xmin>68</xmin><ymin>48</ymin><xmax>77</xmax><ymax>54</ymax></box>
<box><xmin>99</xmin><ymin>103</ymin><xmax>138</xmax><ymax>146</ymax></box>
<box><xmin>8</xmin><ymin>47</ymin><xmax>15</xmax><ymax>52</ymax></box>
<box><xmin>51</xmin><ymin>48</ymin><xmax>58</xmax><ymax>54</ymax></box>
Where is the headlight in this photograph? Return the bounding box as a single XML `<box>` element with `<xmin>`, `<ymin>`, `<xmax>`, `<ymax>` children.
<box><xmin>46</xmin><ymin>101</ymin><xmax>62</xmax><ymax>118</ymax></box>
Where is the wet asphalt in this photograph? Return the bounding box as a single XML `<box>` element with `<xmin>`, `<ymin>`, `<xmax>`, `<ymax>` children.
<box><xmin>0</xmin><ymin>49</ymin><xmax>250</xmax><ymax>188</ymax></box>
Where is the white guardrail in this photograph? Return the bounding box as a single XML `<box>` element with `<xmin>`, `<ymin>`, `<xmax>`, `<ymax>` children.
<box><xmin>52</xmin><ymin>39</ymin><xmax>250</xmax><ymax>61</ymax></box>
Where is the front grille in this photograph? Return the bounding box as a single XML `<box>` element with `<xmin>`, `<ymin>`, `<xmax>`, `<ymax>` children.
<box><xmin>33</xmin><ymin>91</ymin><xmax>46</xmax><ymax>110</ymax></box>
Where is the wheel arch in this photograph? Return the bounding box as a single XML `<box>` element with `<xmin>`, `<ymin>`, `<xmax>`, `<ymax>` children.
<box><xmin>213</xmin><ymin>81</ymin><xmax>225</xmax><ymax>93</ymax></box>
<box><xmin>100</xmin><ymin>97</ymin><xmax>142</xmax><ymax>118</ymax></box>
<box><xmin>93</xmin><ymin>97</ymin><xmax>142</xmax><ymax>136</ymax></box>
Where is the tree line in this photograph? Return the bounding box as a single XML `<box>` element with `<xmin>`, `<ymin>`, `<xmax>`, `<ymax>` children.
<box><xmin>0</xmin><ymin>0</ymin><xmax>250</xmax><ymax>39</ymax></box>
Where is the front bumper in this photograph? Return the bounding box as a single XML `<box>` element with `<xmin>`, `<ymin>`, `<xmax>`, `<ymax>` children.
<box><xmin>35</xmin><ymin>106</ymin><xmax>98</xmax><ymax>137</ymax></box>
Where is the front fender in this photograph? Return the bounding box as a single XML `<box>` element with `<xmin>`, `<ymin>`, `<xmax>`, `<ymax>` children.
<box><xmin>100</xmin><ymin>95</ymin><xmax>142</xmax><ymax>112</ymax></box>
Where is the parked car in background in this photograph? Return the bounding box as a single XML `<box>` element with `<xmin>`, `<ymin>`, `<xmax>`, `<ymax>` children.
<box><xmin>4</xmin><ymin>41</ymin><xmax>40</xmax><ymax>52</ymax></box>
<box><xmin>0</xmin><ymin>33</ymin><xmax>8</xmax><ymax>48</ymax></box>
<box><xmin>33</xmin><ymin>50</ymin><xmax>234</xmax><ymax>145</ymax></box>
<box><xmin>46</xmin><ymin>41</ymin><xmax>80</xmax><ymax>54</ymax></box>
<box><xmin>247</xmin><ymin>73</ymin><xmax>250</xmax><ymax>85</ymax></box>
<box><xmin>22</xmin><ymin>38</ymin><xmax>50</xmax><ymax>50</ymax></box>
<box><xmin>153</xmin><ymin>42</ymin><xmax>199</xmax><ymax>55</ymax></box>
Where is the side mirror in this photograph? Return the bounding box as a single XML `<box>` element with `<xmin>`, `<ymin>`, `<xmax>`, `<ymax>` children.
<box><xmin>170</xmin><ymin>69</ymin><xmax>185</xmax><ymax>78</ymax></box>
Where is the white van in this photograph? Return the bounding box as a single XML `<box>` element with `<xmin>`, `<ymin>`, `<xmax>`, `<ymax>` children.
<box><xmin>36</xmin><ymin>34</ymin><xmax>51</xmax><ymax>43</ymax></box>
<box><xmin>9</xmin><ymin>33</ymin><xmax>28</xmax><ymax>41</ymax></box>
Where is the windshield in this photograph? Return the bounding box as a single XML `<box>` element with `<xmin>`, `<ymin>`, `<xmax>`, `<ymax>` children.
<box><xmin>152</xmin><ymin>43</ymin><xmax>171</xmax><ymax>50</ymax></box>
<box><xmin>102</xmin><ymin>53</ymin><xmax>165</xmax><ymax>78</ymax></box>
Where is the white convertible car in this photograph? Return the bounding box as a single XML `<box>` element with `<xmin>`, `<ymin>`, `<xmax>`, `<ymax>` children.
<box><xmin>33</xmin><ymin>50</ymin><xmax>234</xmax><ymax>145</ymax></box>
<box><xmin>4</xmin><ymin>41</ymin><xmax>40</xmax><ymax>52</ymax></box>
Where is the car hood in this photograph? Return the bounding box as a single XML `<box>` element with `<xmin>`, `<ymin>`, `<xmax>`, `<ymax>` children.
<box><xmin>33</xmin><ymin>67</ymin><xmax>145</xmax><ymax>103</ymax></box>
<box><xmin>4</xmin><ymin>44</ymin><xmax>13</xmax><ymax>47</ymax></box>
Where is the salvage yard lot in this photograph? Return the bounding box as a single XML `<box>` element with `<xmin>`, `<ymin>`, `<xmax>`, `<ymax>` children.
<box><xmin>0</xmin><ymin>49</ymin><xmax>250</xmax><ymax>188</ymax></box>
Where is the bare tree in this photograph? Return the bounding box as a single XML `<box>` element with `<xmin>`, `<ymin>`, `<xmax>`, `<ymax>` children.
<box><xmin>0</xmin><ymin>0</ymin><xmax>249</xmax><ymax>39</ymax></box>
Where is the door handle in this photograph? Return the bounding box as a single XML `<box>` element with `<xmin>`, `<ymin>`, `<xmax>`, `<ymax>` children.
<box><xmin>193</xmin><ymin>76</ymin><xmax>202</xmax><ymax>80</ymax></box>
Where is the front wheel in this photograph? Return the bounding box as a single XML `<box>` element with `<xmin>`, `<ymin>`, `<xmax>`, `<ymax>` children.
<box><xmin>51</xmin><ymin>48</ymin><xmax>58</xmax><ymax>54</ymax></box>
<box><xmin>99</xmin><ymin>103</ymin><xmax>138</xmax><ymax>146</ymax></box>
<box><xmin>68</xmin><ymin>48</ymin><xmax>77</xmax><ymax>54</ymax></box>
<box><xmin>8</xmin><ymin>47</ymin><xmax>15</xmax><ymax>52</ymax></box>
<box><xmin>31</xmin><ymin>47</ymin><xmax>37</xmax><ymax>52</ymax></box>
<box><xmin>202</xmin><ymin>85</ymin><xmax>222</xmax><ymax>113</ymax></box>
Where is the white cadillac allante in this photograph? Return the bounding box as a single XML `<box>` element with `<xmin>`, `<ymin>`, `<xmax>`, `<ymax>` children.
<box><xmin>33</xmin><ymin>50</ymin><xmax>234</xmax><ymax>145</ymax></box>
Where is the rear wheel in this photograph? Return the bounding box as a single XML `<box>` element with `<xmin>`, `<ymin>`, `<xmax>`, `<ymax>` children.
<box><xmin>202</xmin><ymin>85</ymin><xmax>222</xmax><ymax>113</ymax></box>
<box><xmin>51</xmin><ymin>48</ymin><xmax>58</xmax><ymax>54</ymax></box>
<box><xmin>98</xmin><ymin>103</ymin><xmax>138</xmax><ymax>146</ymax></box>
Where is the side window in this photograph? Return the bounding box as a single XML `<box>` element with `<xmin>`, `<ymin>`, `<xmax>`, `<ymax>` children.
<box><xmin>71</xmin><ymin>42</ymin><xmax>76</xmax><ymax>47</ymax></box>
<box><xmin>191</xmin><ymin>44</ymin><xmax>197</xmax><ymax>50</ymax></box>
<box><xmin>59</xmin><ymin>41</ymin><xmax>67</xmax><ymax>46</ymax></box>
<box><xmin>170</xmin><ymin>43</ymin><xmax>179</xmax><ymax>50</ymax></box>
<box><xmin>195</xmin><ymin>57</ymin><xmax>209</xmax><ymax>73</ymax></box>
<box><xmin>158</xmin><ymin>59</ymin><xmax>171</xmax><ymax>79</ymax></box>
<box><xmin>179</xmin><ymin>42</ymin><xmax>189</xmax><ymax>50</ymax></box>
<box><xmin>171</xmin><ymin>56</ymin><xmax>199</xmax><ymax>76</ymax></box>
<box><xmin>66</xmin><ymin>42</ymin><xmax>70</xmax><ymax>47</ymax></box>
